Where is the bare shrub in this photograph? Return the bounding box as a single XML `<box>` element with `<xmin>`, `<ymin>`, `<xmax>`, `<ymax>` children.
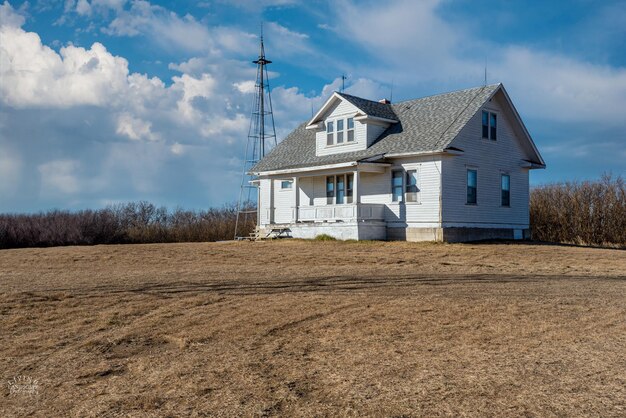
<box><xmin>530</xmin><ymin>174</ymin><xmax>625</xmax><ymax>247</ymax></box>
<box><xmin>0</xmin><ymin>202</ymin><xmax>256</xmax><ymax>249</ymax></box>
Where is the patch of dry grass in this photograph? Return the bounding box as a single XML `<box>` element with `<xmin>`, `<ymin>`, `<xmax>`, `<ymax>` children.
<box><xmin>1</xmin><ymin>241</ymin><xmax>625</xmax><ymax>416</ymax></box>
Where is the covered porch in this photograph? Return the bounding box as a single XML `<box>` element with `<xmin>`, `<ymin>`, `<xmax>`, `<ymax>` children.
<box><xmin>258</xmin><ymin>161</ymin><xmax>390</xmax><ymax>240</ymax></box>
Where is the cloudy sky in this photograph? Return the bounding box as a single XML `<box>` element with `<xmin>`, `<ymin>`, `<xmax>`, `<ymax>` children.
<box><xmin>1</xmin><ymin>0</ymin><xmax>625</xmax><ymax>213</ymax></box>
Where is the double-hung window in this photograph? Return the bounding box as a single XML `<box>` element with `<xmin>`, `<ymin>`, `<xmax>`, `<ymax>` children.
<box><xmin>405</xmin><ymin>170</ymin><xmax>419</xmax><ymax>202</ymax></box>
<box><xmin>392</xmin><ymin>171</ymin><xmax>404</xmax><ymax>202</ymax></box>
<box><xmin>336</xmin><ymin>119</ymin><xmax>344</xmax><ymax>144</ymax></box>
<box><xmin>336</xmin><ymin>175</ymin><xmax>345</xmax><ymax>203</ymax></box>
<box><xmin>326</xmin><ymin>174</ymin><xmax>354</xmax><ymax>204</ymax></box>
<box><xmin>326</xmin><ymin>121</ymin><xmax>334</xmax><ymax>146</ymax></box>
<box><xmin>347</xmin><ymin>118</ymin><xmax>355</xmax><ymax>142</ymax></box>
<box><xmin>346</xmin><ymin>174</ymin><xmax>354</xmax><ymax>203</ymax></box>
<box><xmin>326</xmin><ymin>176</ymin><xmax>335</xmax><ymax>204</ymax></box>
<box><xmin>467</xmin><ymin>169</ymin><xmax>477</xmax><ymax>204</ymax></box>
<box><xmin>482</xmin><ymin>111</ymin><xmax>497</xmax><ymax>140</ymax></box>
<box><xmin>501</xmin><ymin>174</ymin><xmax>510</xmax><ymax>206</ymax></box>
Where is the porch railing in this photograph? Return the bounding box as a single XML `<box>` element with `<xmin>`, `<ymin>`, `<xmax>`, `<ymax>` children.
<box><xmin>296</xmin><ymin>203</ymin><xmax>384</xmax><ymax>222</ymax></box>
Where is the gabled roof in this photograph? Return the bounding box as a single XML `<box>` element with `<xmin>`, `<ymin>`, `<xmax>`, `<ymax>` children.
<box><xmin>252</xmin><ymin>83</ymin><xmax>543</xmax><ymax>173</ymax></box>
<box><xmin>307</xmin><ymin>91</ymin><xmax>398</xmax><ymax>128</ymax></box>
<box><xmin>336</xmin><ymin>92</ymin><xmax>399</xmax><ymax>121</ymax></box>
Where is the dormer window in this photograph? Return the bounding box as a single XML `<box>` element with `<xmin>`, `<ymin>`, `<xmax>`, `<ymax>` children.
<box><xmin>482</xmin><ymin>111</ymin><xmax>497</xmax><ymax>140</ymax></box>
<box><xmin>326</xmin><ymin>121</ymin><xmax>334</xmax><ymax>146</ymax></box>
<box><xmin>325</xmin><ymin>117</ymin><xmax>355</xmax><ymax>146</ymax></box>
<box><xmin>347</xmin><ymin>117</ymin><xmax>354</xmax><ymax>142</ymax></box>
<box><xmin>337</xmin><ymin>119</ymin><xmax>344</xmax><ymax>144</ymax></box>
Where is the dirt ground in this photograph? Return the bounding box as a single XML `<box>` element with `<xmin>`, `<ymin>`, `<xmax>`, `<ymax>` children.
<box><xmin>1</xmin><ymin>240</ymin><xmax>625</xmax><ymax>417</ymax></box>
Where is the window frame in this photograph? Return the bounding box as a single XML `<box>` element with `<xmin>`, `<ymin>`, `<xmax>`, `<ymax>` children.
<box><xmin>326</xmin><ymin>120</ymin><xmax>334</xmax><ymax>146</ymax></box>
<box><xmin>336</xmin><ymin>119</ymin><xmax>344</xmax><ymax>144</ymax></box>
<box><xmin>501</xmin><ymin>174</ymin><xmax>510</xmax><ymax>207</ymax></box>
<box><xmin>280</xmin><ymin>180</ymin><xmax>293</xmax><ymax>190</ymax></box>
<box><xmin>481</xmin><ymin>110</ymin><xmax>497</xmax><ymax>141</ymax></box>
<box><xmin>405</xmin><ymin>169</ymin><xmax>419</xmax><ymax>203</ymax></box>
<box><xmin>391</xmin><ymin>170</ymin><xmax>404</xmax><ymax>202</ymax></box>
<box><xmin>466</xmin><ymin>169</ymin><xmax>477</xmax><ymax>205</ymax></box>
<box><xmin>346</xmin><ymin>173</ymin><xmax>354</xmax><ymax>204</ymax></box>
<box><xmin>347</xmin><ymin>117</ymin><xmax>355</xmax><ymax>142</ymax></box>
<box><xmin>326</xmin><ymin>176</ymin><xmax>335</xmax><ymax>204</ymax></box>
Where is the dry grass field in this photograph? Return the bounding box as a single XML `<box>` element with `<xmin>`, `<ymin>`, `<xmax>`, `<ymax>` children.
<box><xmin>1</xmin><ymin>240</ymin><xmax>625</xmax><ymax>417</ymax></box>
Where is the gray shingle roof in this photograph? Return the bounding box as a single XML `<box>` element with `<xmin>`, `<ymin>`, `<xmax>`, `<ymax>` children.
<box><xmin>252</xmin><ymin>84</ymin><xmax>501</xmax><ymax>172</ymax></box>
<box><xmin>336</xmin><ymin>92</ymin><xmax>399</xmax><ymax>121</ymax></box>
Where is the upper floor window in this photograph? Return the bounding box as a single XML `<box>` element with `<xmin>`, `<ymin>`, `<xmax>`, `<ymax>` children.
<box><xmin>392</xmin><ymin>170</ymin><xmax>403</xmax><ymax>202</ymax></box>
<box><xmin>325</xmin><ymin>117</ymin><xmax>355</xmax><ymax>146</ymax></box>
<box><xmin>326</xmin><ymin>121</ymin><xmax>334</xmax><ymax>146</ymax></box>
<box><xmin>482</xmin><ymin>111</ymin><xmax>497</xmax><ymax>140</ymax></box>
<box><xmin>406</xmin><ymin>170</ymin><xmax>419</xmax><ymax>202</ymax></box>
<box><xmin>347</xmin><ymin>118</ymin><xmax>355</xmax><ymax>142</ymax></box>
<box><xmin>501</xmin><ymin>174</ymin><xmax>510</xmax><ymax>206</ymax></box>
<box><xmin>337</xmin><ymin>119</ymin><xmax>344</xmax><ymax>144</ymax></box>
<box><xmin>467</xmin><ymin>169</ymin><xmax>477</xmax><ymax>204</ymax></box>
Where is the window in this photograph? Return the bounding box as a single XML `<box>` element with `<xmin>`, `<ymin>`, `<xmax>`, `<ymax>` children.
<box><xmin>347</xmin><ymin>117</ymin><xmax>355</xmax><ymax>142</ymax></box>
<box><xmin>490</xmin><ymin>113</ymin><xmax>497</xmax><ymax>140</ymax></box>
<box><xmin>326</xmin><ymin>176</ymin><xmax>335</xmax><ymax>204</ymax></box>
<box><xmin>280</xmin><ymin>180</ymin><xmax>292</xmax><ymax>190</ymax></box>
<box><xmin>326</xmin><ymin>121</ymin><xmax>334</xmax><ymax>146</ymax></box>
<box><xmin>336</xmin><ymin>175</ymin><xmax>345</xmax><ymax>204</ymax></box>
<box><xmin>467</xmin><ymin>169</ymin><xmax>477</xmax><ymax>204</ymax></box>
<box><xmin>336</xmin><ymin>119</ymin><xmax>344</xmax><ymax>144</ymax></box>
<box><xmin>482</xmin><ymin>111</ymin><xmax>497</xmax><ymax>140</ymax></box>
<box><xmin>501</xmin><ymin>174</ymin><xmax>510</xmax><ymax>206</ymax></box>
<box><xmin>392</xmin><ymin>171</ymin><xmax>403</xmax><ymax>202</ymax></box>
<box><xmin>346</xmin><ymin>174</ymin><xmax>354</xmax><ymax>203</ymax></box>
<box><xmin>406</xmin><ymin>170</ymin><xmax>419</xmax><ymax>202</ymax></box>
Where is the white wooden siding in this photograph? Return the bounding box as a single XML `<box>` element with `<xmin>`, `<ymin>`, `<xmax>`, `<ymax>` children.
<box><xmin>442</xmin><ymin>91</ymin><xmax>531</xmax><ymax>228</ymax></box>
<box><xmin>366</xmin><ymin>123</ymin><xmax>388</xmax><ymax>147</ymax></box>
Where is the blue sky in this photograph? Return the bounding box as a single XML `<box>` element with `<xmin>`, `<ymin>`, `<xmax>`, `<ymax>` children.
<box><xmin>1</xmin><ymin>0</ymin><xmax>625</xmax><ymax>213</ymax></box>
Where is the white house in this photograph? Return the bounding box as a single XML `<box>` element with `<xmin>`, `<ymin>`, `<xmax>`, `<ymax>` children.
<box><xmin>250</xmin><ymin>83</ymin><xmax>545</xmax><ymax>242</ymax></box>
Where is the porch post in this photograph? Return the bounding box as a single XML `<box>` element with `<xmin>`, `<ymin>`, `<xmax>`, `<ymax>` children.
<box><xmin>294</xmin><ymin>176</ymin><xmax>299</xmax><ymax>222</ymax></box>
<box><xmin>354</xmin><ymin>170</ymin><xmax>360</xmax><ymax>204</ymax></box>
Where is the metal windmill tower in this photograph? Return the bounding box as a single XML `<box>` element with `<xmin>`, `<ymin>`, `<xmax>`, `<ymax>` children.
<box><xmin>234</xmin><ymin>31</ymin><xmax>277</xmax><ymax>239</ymax></box>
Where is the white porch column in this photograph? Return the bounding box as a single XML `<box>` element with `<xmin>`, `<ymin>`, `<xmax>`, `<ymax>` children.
<box><xmin>269</xmin><ymin>179</ymin><xmax>274</xmax><ymax>224</ymax></box>
<box><xmin>294</xmin><ymin>176</ymin><xmax>299</xmax><ymax>222</ymax></box>
<box><xmin>354</xmin><ymin>170</ymin><xmax>360</xmax><ymax>204</ymax></box>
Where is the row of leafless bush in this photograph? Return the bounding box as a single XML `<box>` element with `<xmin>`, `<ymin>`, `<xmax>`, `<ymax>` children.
<box><xmin>0</xmin><ymin>201</ymin><xmax>256</xmax><ymax>249</ymax></box>
<box><xmin>530</xmin><ymin>174</ymin><xmax>625</xmax><ymax>247</ymax></box>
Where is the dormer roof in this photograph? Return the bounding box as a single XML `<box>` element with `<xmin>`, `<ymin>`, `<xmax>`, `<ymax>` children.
<box><xmin>306</xmin><ymin>92</ymin><xmax>398</xmax><ymax>128</ymax></box>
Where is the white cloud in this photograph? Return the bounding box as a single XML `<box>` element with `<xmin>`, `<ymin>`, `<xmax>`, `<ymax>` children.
<box><xmin>0</xmin><ymin>1</ymin><xmax>25</xmax><ymax>27</ymax></box>
<box><xmin>38</xmin><ymin>159</ymin><xmax>81</xmax><ymax>194</ymax></box>
<box><xmin>0</xmin><ymin>21</ymin><xmax>130</xmax><ymax>108</ymax></box>
<box><xmin>102</xmin><ymin>0</ymin><xmax>213</xmax><ymax>53</ymax></box>
<box><xmin>170</xmin><ymin>142</ymin><xmax>184</xmax><ymax>155</ymax></box>
<box><xmin>116</xmin><ymin>112</ymin><xmax>158</xmax><ymax>141</ymax></box>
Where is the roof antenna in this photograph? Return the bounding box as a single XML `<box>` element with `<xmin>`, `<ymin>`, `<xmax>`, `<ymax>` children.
<box><xmin>484</xmin><ymin>57</ymin><xmax>488</xmax><ymax>86</ymax></box>
<box><xmin>341</xmin><ymin>74</ymin><xmax>347</xmax><ymax>93</ymax></box>
<box><xmin>389</xmin><ymin>78</ymin><xmax>394</xmax><ymax>103</ymax></box>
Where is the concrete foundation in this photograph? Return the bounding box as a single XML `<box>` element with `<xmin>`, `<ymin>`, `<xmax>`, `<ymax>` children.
<box><xmin>260</xmin><ymin>221</ymin><xmax>387</xmax><ymax>241</ymax></box>
<box><xmin>387</xmin><ymin>226</ymin><xmax>530</xmax><ymax>243</ymax></box>
<box><xmin>260</xmin><ymin>224</ymin><xmax>530</xmax><ymax>243</ymax></box>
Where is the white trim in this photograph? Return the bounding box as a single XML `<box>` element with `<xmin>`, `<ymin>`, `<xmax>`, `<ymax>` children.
<box><xmin>353</xmin><ymin>115</ymin><xmax>398</xmax><ymax>124</ymax></box>
<box><xmin>251</xmin><ymin>161</ymin><xmax>390</xmax><ymax>176</ymax></box>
